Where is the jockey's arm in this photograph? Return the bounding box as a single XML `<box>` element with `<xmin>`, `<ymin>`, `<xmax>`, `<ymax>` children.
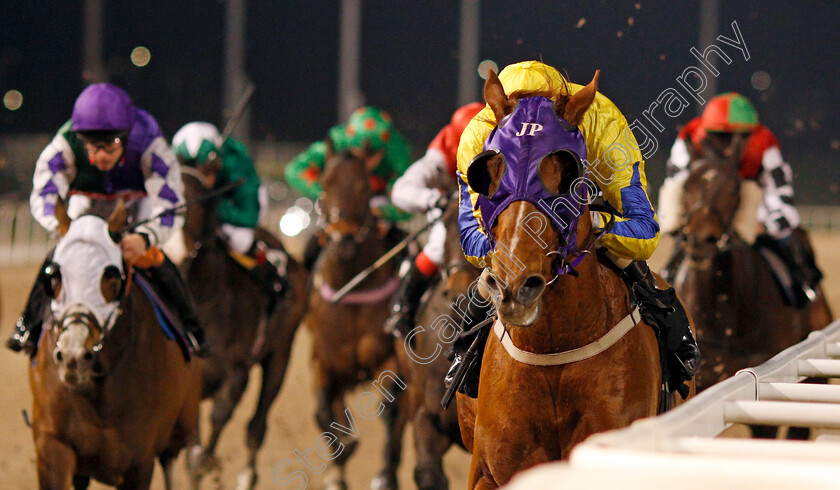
<box><xmin>657</xmin><ymin>137</ymin><xmax>693</xmax><ymax>235</ymax></box>
<box><xmin>391</xmin><ymin>147</ymin><xmax>448</xmax><ymax>214</ymax></box>
<box><xmin>756</xmin><ymin>145</ymin><xmax>799</xmax><ymax>239</ymax></box>
<box><xmin>30</xmin><ymin>126</ymin><xmax>77</xmax><ymax>237</ymax></box>
<box><xmin>284</xmin><ymin>140</ymin><xmax>327</xmax><ymax>200</ymax></box>
<box><xmin>578</xmin><ymin>93</ymin><xmax>660</xmax><ymax>261</ymax></box>
<box><xmin>138</xmin><ymin>137</ymin><xmax>185</xmax><ymax>247</ymax></box>
<box><xmin>216</xmin><ymin>141</ymin><xmax>261</xmax><ymax>229</ymax></box>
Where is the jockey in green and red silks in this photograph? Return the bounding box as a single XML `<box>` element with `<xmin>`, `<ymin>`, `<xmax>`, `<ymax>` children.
<box><xmin>283</xmin><ymin>106</ymin><xmax>414</xmax><ymax>270</ymax></box>
<box><xmin>8</xmin><ymin>83</ymin><xmax>208</xmax><ymax>357</ymax></box>
<box><xmin>284</xmin><ymin>106</ymin><xmax>414</xmax><ymax>225</ymax></box>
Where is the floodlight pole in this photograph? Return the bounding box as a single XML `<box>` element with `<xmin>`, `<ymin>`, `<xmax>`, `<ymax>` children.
<box><xmin>338</xmin><ymin>0</ymin><xmax>364</xmax><ymax>122</ymax></box>
<box><xmin>458</xmin><ymin>0</ymin><xmax>480</xmax><ymax>106</ymax></box>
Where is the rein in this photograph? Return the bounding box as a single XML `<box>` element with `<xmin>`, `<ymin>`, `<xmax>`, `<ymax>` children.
<box><xmin>546</xmin><ymin>202</ymin><xmax>617</xmax><ymax>283</ymax></box>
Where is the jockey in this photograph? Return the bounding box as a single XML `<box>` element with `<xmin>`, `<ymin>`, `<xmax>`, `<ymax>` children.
<box><xmin>6</xmin><ymin>83</ymin><xmax>208</xmax><ymax>356</ymax></box>
<box><xmin>284</xmin><ymin>106</ymin><xmax>413</xmax><ymax>268</ymax></box>
<box><xmin>385</xmin><ymin>102</ymin><xmax>485</xmax><ymax>339</ymax></box>
<box><xmin>660</xmin><ymin>92</ymin><xmax>823</xmax><ymax>306</ymax></box>
<box><xmin>172</xmin><ymin>122</ymin><xmax>289</xmax><ymax>304</ymax></box>
<box><xmin>446</xmin><ymin>61</ymin><xmax>700</xmax><ymax>400</ymax></box>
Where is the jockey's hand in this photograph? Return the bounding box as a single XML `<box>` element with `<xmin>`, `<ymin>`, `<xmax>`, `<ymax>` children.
<box><xmin>120</xmin><ymin>233</ymin><xmax>148</xmax><ymax>262</ymax></box>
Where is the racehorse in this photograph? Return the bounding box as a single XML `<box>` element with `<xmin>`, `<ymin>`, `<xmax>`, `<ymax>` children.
<box><xmin>306</xmin><ymin>147</ymin><xmax>409</xmax><ymax>490</ymax></box>
<box><xmin>404</xmin><ymin>199</ymin><xmax>475</xmax><ymax>490</ymax></box>
<box><xmin>456</xmin><ymin>71</ymin><xmax>664</xmax><ymax>488</ymax></box>
<box><xmin>669</xmin><ymin>156</ymin><xmax>833</xmax><ymax>392</ymax></box>
<box><xmin>172</xmin><ymin>167</ymin><xmax>309</xmax><ymax>489</ymax></box>
<box><xmin>29</xmin><ymin>201</ymin><xmax>202</xmax><ymax>489</ymax></box>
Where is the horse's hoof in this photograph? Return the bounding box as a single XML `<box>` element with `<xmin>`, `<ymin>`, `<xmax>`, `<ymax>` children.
<box><xmin>370</xmin><ymin>473</ymin><xmax>398</xmax><ymax>490</ymax></box>
<box><xmin>235</xmin><ymin>467</ymin><xmax>257</xmax><ymax>490</ymax></box>
<box><xmin>323</xmin><ymin>478</ymin><xmax>348</xmax><ymax>490</ymax></box>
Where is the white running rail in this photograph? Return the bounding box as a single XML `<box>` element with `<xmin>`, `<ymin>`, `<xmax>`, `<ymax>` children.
<box><xmin>505</xmin><ymin>319</ymin><xmax>840</xmax><ymax>489</ymax></box>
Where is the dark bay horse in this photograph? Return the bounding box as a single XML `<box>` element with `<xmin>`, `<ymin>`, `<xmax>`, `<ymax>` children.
<box><xmin>671</xmin><ymin>157</ymin><xmax>833</xmax><ymax>391</ymax></box>
<box><xmin>171</xmin><ymin>167</ymin><xmax>309</xmax><ymax>489</ymax></box>
<box><xmin>403</xmin><ymin>199</ymin><xmax>475</xmax><ymax>490</ymax></box>
<box><xmin>29</xmin><ymin>202</ymin><xmax>202</xmax><ymax>489</ymax></box>
<box><xmin>456</xmin><ymin>71</ymin><xmax>664</xmax><ymax>488</ymax></box>
<box><xmin>307</xmin><ymin>149</ymin><xmax>409</xmax><ymax>490</ymax></box>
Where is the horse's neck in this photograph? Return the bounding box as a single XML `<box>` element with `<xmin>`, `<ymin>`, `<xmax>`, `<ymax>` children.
<box><xmin>507</xmin><ymin>257</ymin><xmax>629</xmax><ymax>354</ymax></box>
<box><xmin>322</xmin><ymin>235</ymin><xmax>390</xmax><ymax>287</ymax></box>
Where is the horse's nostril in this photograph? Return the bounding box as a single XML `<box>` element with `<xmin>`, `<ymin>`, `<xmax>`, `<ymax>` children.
<box><xmin>83</xmin><ymin>352</ymin><xmax>94</xmax><ymax>362</ymax></box>
<box><xmin>55</xmin><ymin>351</ymin><xmax>64</xmax><ymax>362</ymax></box>
<box><xmin>518</xmin><ymin>275</ymin><xmax>546</xmax><ymax>304</ymax></box>
<box><xmin>705</xmin><ymin>235</ymin><xmax>718</xmax><ymax>244</ymax></box>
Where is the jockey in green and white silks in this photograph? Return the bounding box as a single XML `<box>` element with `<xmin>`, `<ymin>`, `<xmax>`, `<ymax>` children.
<box><xmin>172</xmin><ymin>122</ymin><xmax>261</xmax><ymax>255</ymax></box>
<box><xmin>171</xmin><ymin>122</ymin><xmax>289</xmax><ymax>303</ymax></box>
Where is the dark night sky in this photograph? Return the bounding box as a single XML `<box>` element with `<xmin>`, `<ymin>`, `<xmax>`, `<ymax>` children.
<box><xmin>1</xmin><ymin>1</ymin><xmax>838</xmax><ymax>202</ymax></box>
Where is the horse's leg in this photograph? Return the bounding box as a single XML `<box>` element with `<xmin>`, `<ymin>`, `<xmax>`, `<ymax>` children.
<box><xmin>36</xmin><ymin>437</ymin><xmax>76</xmax><ymax>490</ymax></box>
<box><xmin>158</xmin><ymin>449</ymin><xmax>178</xmax><ymax>490</ymax></box>
<box><xmin>202</xmin><ymin>361</ymin><xmax>251</xmax><ymax>470</ymax></box>
<box><xmin>117</xmin><ymin>460</ymin><xmax>154</xmax><ymax>490</ymax></box>
<box><xmin>413</xmin><ymin>408</ymin><xmax>452</xmax><ymax>490</ymax></box>
<box><xmin>468</xmin><ymin>453</ymin><xmax>497</xmax><ymax>490</ymax></box>
<box><xmin>315</xmin><ymin>367</ymin><xmax>353</xmax><ymax>490</ymax></box>
<box><xmin>372</xmin><ymin>366</ymin><xmax>410</xmax><ymax>490</ymax></box>
<box><xmin>237</xmin><ymin>349</ymin><xmax>294</xmax><ymax>490</ymax></box>
<box><xmin>72</xmin><ymin>475</ymin><xmax>90</xmax><ymax>490</ymax></box>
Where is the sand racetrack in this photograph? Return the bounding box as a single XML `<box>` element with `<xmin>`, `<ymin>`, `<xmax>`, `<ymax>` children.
<box><xmin>1</xmin><ymin>231</ymin><xmax>838</xmax><ymax>489</ymax></box>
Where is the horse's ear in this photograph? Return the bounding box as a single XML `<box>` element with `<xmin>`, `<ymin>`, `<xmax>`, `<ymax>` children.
<box><xmin>467</xmin><ymin>151</ymin><xmax>506</xmax><ymax>197</ymax></box>
<box><xmin>484</xmin><ymin>70</ymin><xmax>513</xmax><ymax>123</ymax></box>
<box><xmin>55</xmin><ymin>197</ymin><xmax>71</xmax><ymax>237</ymax></box>
<box><xmin>107</xmin><ymin>199</ymin><xmax>127</xmax><ymax>238</ymax></box>
<box><xmin>364</xmin><ymin>147</ymin><xmax>385</xmax><ymax>172</ymax></box>
<box><xmin>562</xmin><ymin>70</ymin><xmax>599</xmax><ymax>127</ymax></box>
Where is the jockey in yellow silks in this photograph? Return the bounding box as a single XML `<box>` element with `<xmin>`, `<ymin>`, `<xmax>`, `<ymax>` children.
<box><xmin>456</xmin><ymin>61</ymin><xmax>659</xmax><ymax>266</ymax></box>
<box><xmin>444</xmin><ymin>61</ymin><xmax>699</xmax><ymax>407</ymax></box>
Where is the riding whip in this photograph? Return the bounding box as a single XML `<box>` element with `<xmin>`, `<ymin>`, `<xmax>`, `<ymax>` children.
<box><xmin>331</xmin><ymin>196</ymin><xmax>457</xmax><ymax>302</ymax></box>
<box><xmin>220</xmin><ymin>83</ymin><xmax>256</xmax><ymax>143</ymax></box>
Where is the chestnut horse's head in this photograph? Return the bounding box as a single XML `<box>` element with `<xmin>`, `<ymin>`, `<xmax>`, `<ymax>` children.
<box><xmin>47</xmin><ymin>200</ymin><xmax>127</xmax><ymax>389</ymax></box>
<box><xmin>680</xmin><ymin>158</ymin><xmax>743</xmax><ymax>265</ymax></box>
<box><xmin>319</xmin><ymin>140</ymin><xmax>375</xmax><ymax>262</ymax></box>
<box><xmin>467</xmin><ymin>70</ymin><xmax>600</xmax><ymax>326</ymax></box>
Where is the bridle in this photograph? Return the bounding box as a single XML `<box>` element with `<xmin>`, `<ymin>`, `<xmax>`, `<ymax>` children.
<box><xmin>545</xmin><ymin>203</ymin><xmax>616</xmax><ymax>285</ymax></box>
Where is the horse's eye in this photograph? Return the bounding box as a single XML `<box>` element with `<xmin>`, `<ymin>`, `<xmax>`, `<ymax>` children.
<box><xmin>43</xmin><ymin>263</ymin><xmax>62</xmax><ymax>299</ymax></box>
<box><xmin>101</xmin><ymin>265</ymin><xmax>124</xmax><ymax>303</ymax></box>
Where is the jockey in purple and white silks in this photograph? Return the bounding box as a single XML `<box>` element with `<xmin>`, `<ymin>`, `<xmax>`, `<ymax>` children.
<box><xmin>7</xmin><ymin>83</ymin><xmax>207</xmax><ymax>357</ymax></box>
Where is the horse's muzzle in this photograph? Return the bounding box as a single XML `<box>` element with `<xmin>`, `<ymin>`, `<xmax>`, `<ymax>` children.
<box><xmin>492</xmin><ymin>273</ymin><xmax>546</xmax><ymax>327</ymax></box>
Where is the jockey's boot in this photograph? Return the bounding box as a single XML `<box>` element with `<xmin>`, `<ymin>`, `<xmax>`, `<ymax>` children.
<box><xmin>384</xmin><ymin>258</ymin><xmax>436</xmax><ymax>339</ymax></box>
<box><xmin>150</xmin><ymin>256</ymin><xmax>209</xmax><ymax>357</ymax></box>
<box><xmin>443</xmin><ymin>299</ymin><xmax>495</xmax><ymax>398</ymax></box>
<box><xmin>621</xmin><ymin>261</ymin><xmax>700</xmax><ymax>399</ymax></box>
<box><xmin>772</xmin><ymin>234</ymin><xmax>823</xmax><ymax>306</ymax></box>
<box><xmin>251</xmin><ymin>241</ymin><xmax>290</xmax><ymax>306</ymax></box>
<box><xmin>6</xmin><ymin>257</ymin><xmax>52</xmax><ymax>355</ymax></box>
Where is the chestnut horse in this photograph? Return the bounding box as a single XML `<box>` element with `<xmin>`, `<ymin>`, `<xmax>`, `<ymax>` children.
<box><xmin>29</xmin><ymin>203</ymin><xmax>201</xmax><ymax>489</ymax></box>
<box><xmin>171</xmin><ymin>167</ymin><xmax>309</xmax><ymax>489</ymax></box>
<box><xmin>306</xmin><ymin>149</ymin><xmax>409</xmax><ymax>490</ymax></box>
<box><xmin>671</xmin><ymin>157</ymin><xmax>833</xmax><ymax>392</ymax></box>
<box><xmin>403</xmin><ymin>199</ymin><xmax>475</xmax><ymax>490</ymax></box>
<box><xmin>456</xmin><ymin>71</ymin><xmax>664</xmax><ymax>488</ymax></box>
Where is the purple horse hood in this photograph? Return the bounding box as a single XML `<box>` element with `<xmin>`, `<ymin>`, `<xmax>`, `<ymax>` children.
<box><xmin>471</xmin><ymin>96</ymin><xmax>589</xmax><ymax>257</ymax></box>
